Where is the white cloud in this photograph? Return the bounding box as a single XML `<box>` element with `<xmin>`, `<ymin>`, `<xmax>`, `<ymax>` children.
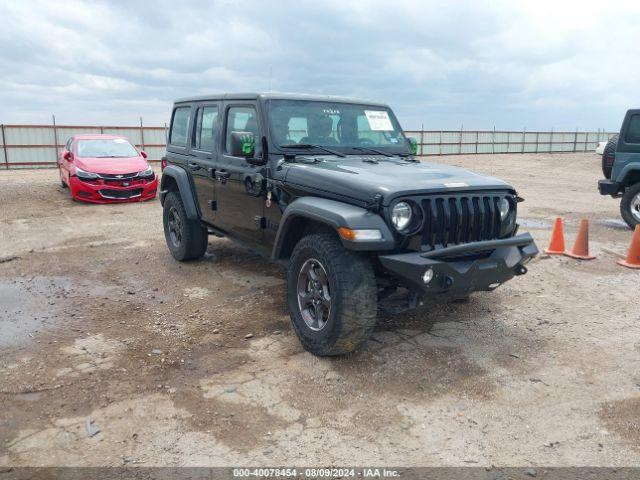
<box><xmin>0</xmin><ymin>0</ymin><xmax>639</xmax><ymax>129</ymax></box>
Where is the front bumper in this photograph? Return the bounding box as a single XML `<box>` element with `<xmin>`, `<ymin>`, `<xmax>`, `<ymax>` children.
<box><xmin>69</xmin><ymin>176</ymin><xmax>158</xmax><ymax>204</ymax></box>
<box><xmin>378</xmin><ymin>233</ymin><xmax>538</xmax><ymax>296</ymax></box>
<box><xmin>598</xmin><ymin>179</ymin><xmax>622</xmax><ymax>196</ymax></box>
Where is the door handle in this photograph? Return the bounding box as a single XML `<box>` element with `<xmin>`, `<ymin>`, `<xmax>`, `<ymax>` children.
<box><xmin>188</xmin><ymin>162</ymin><xmax>202</xmax><ymax>171</ymax></box>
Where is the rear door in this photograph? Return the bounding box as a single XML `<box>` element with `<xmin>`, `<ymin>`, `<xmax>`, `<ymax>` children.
<box><xmin>614</xmin><ymin>109</ymin><xmax>640</xmax><ymax>180</ymax></box>
<box><xmin>188</xmin><ymin>103</ymin><xmax>220</xmax><ymax>225</ymax></box>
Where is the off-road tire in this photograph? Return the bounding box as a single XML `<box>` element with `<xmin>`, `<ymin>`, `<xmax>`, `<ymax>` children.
<box><xmin>163</xmin><ymin>191</ymin><xmax>208</xmax><ymax>261</ymax></box>
<box><xmin>620</xmin><ymin>182</ymin><xmax>640</xmax><ymax>229</ymax></box>
<box><xmin>601</xmin><ymin>134</ymin><xmax>619</xmax><ymax>179</ymax></box>
<box><xmin>287</xmin><ymin>232</ymin><xmax>377</xmax><ymax>356</ymax></box>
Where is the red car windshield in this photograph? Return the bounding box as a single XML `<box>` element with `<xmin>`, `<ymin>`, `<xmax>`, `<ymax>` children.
<box><xmin>76</xmin><ymin>139</ymin><xmax>139</xmax><ymax>158</ymax></box>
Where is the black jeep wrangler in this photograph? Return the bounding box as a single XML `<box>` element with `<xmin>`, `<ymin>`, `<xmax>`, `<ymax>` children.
<box><xmin>598</xmin><ymin>109</ymin><xmax>640</xmax><ymax>228</ymax></box>
<box><xmin>160</xmin><ymin>93</ymin><xmax>538</xmax><ymax>356</ymax></box>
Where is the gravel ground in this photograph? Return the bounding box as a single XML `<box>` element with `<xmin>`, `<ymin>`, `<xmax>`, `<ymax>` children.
<box><xmin>0</xmin><ymin>152</ymin><xmax>638</xmax><ymax>467</ymax></box>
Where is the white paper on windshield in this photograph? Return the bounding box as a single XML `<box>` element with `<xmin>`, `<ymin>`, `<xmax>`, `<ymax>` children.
<box><xmin>364</xmin><ymin>110</ymin><xmax>394</xmax><ymax>131</ymax></box>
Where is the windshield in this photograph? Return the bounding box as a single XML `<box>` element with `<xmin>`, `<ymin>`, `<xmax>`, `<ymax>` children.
<box><xmin>267</xmin><ymin>100</ymin><xmax>410</xmax><ymax>155</ymax></box>
<box><xmin>76</xmin><ymin>139</ymin><xmax>139</xmax><ymax>158</ymax></box>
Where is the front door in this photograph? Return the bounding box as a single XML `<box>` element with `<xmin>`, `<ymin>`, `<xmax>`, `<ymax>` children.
<box><xmin>215</xmin><ymin>103</ymin><xmax>265</xmax><ymax>243</ymax></box>
<box><xmin>188</xmin><ymin>103</ymin><xmax>220</xmax><ymax>225</ymax></box>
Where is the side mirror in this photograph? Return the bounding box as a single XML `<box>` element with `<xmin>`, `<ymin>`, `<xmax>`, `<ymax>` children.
<box><xmin>140</xmin><ymin>150</ymin><xmax>148</xmax><ymax>159</ymax></box>
<box><xmin>407</xmin><ymin>137</ymin><xmax>418</xmax><ymax>156</ymax></box>
<box><xmin>229</xmin><ymin>131</ymin><xmax>255</xmax><ymax>158</ymax></box>
<box><xmin>64</xmin><ymin>151</ymin><xmax>73</xmax><ymax>161</ymax></box>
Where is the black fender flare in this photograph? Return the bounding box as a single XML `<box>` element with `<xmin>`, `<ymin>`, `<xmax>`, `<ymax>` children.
<box><xmin>271</xmin><ymin>196</ymin><xmax>395</xmax><ymax>260</ymax></box>
<box><xmin>159</xmin><ymin>165</ymin><xmax>199</xmax><ymax>220</ymax></box>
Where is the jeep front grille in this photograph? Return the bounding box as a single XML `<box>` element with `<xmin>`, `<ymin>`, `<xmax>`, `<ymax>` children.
<box><xmin>417</xmin><ymin>193</ymin><xmax>512</xmax><ymax>249</ymax></box>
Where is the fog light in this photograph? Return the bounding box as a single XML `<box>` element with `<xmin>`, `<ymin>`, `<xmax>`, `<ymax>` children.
<box><xmin>422</xmin><ymin>268</ymin><xmax>434</xmax><ymax>284</ymax></box>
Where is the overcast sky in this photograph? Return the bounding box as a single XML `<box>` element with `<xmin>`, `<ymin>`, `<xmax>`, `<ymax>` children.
<box><xmin>1</xmin><ymin>0</ymin><xmax>639</xmax><ymax>130</ymax></box>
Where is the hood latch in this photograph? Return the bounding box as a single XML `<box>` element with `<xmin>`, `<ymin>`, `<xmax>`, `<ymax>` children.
<box><xmin>365</xmin><ymin>193</ymin><xmax>384</xmax><ymax>213</ymax></box>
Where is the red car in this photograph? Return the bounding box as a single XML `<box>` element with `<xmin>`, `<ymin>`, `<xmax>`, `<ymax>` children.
<box><xmin>58</xmin><ymin>134</ymin><xmax>158</xmax><ymax>203</ymax></box>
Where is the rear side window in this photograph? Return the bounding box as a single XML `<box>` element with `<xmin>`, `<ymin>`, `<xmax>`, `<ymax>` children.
<box><xmin>193</xmin><ymin>106</ymin><xmax>219</xmax><ymax>152</ymax></box>
<box><xmin>170</xmin><ymin>107</ymin><xmax>191</xmax><ymax>147</ymax></box>
<box><xmin>625</xmin><ymin>114</ymin><xmax>640</xmax><ymax>144</ymax></box>
<box><xmin>225</xmin><ymin>106</ymin><xmax>258</xmax><ymax>154</ymax></box>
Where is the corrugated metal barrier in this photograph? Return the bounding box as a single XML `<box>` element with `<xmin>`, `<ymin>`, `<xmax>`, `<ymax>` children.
<box><xmin>0</xmin><ymin>124</ymin><xmax>617</xmax><ymax>169</ymax></box>
<box><xmin>404</xmin><ymin>129</ymin><xmax>616</xmax><ymax>156</ymax></box>
<box><xmin>0</xmin><ymin>123</ymin><xmax>167</xmax><ymax>169</ymax></box>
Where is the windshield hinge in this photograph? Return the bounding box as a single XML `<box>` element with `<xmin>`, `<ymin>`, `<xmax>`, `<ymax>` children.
<box><xmin>365</xmin><ymin>193</ymin><xmax>384</xmax><ymax>213</ymax></box>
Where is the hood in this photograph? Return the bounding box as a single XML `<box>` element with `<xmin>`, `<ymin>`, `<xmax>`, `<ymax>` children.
<box><xmin>283</xmin><ymin>156</ymin><xmax>514</xmax><ymax>205</ymax></box>
<box><xmin>75</xmin><ymin>156</ymin><xmax>148</xmax><ymax>175</ymax></box>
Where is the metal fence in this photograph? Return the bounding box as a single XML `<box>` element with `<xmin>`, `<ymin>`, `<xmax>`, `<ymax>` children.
<box><xmin>0</xmin><ymin>123</ymin><xmax>167</xmax><ymax>169</ymax></box>
<box><xmin>405</xmin><ymin>129</ymin><xmax>616</xmax><ymax>156</ymax></box>
<box><xmin>0</xmin><ymin>123</ymin><xmax>617</xmax><ymax>169</ymax></box>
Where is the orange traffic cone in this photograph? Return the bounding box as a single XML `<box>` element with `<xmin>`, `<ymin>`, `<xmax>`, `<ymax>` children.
<box><xmin>564</xmin><ymin>219</ymin><xmax>596</xmax><ymax>260</ymax></box>
<box><xmin>544</xmin><ymin>217</ymin><xmax>565</xmax><ymax>254</ymax></box>
<box><xmin>617</xmin><ymin>225</ymin><xmax>640</xmax><ymax>269</ymax></box>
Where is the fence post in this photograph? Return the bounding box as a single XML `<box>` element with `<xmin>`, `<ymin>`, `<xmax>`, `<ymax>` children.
<box><xmin>475</xmin><ymin>130</ymin><xmax>479</xmax><ymax>154</ymax></box>
<box><xmin>492</xmin><ymin>126</ymin><xmax>495</xmax><ymax>154</ymax></box>
<box><xmin>506</xmin><ymin>128</ymin><xmax>510</xmax><ymax>153</ymax></box>
<box><xmin>52</xmin><ymin>114</ymin><xmax>59</xmax><ymax>164</ymax></box>
<box><xmin>522</xmin><ymin>127</ymin><xmax>526</xmax><ymax>153</ymax></box>
<box><xmin>140</xmin><ymin>117</ymin><xmax>145</xmax><ymax>151</ymax></box>
<box><xmin>574</xmin><ymin>128</ymin><xmax>578</xmax><ymax>153</ymax></box>
<box><xmin>535</xmin><ymin>131</ymin><xmax>539</xmax><ymax>153</ymax></box>
<box><xmin>439</xmin><ymin>130</ymin><xmax>442</xmax><ymax>156</ymax></box>
<box><xmin>459</xmin><ymin>124</ymin><xmax>463</xmax><ymax>155</ymax></box>
<box><xmin>420</xmin><ymin>123</ymin><xmax>424</xmax><ymax>157</ymax></box>
<box><xmin>550</xmin><ymin>128</ymin><xmax>553</xmax><ymax>154</ymax></box>
<box><xmin>1</xmin><ymin>124</ymin><xmax>8</xmax><ymax>169</ymax></box>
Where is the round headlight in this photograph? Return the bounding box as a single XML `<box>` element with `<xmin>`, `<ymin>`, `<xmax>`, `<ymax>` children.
<box><xmin>391</xmin><ymin>202</ymin><xmax>412</xmax><ymax>231</ymax></box>
<box><xmin>499</xmin><ymin>198</ymin><xmax>510</xmax><ymax>220</ymax></box>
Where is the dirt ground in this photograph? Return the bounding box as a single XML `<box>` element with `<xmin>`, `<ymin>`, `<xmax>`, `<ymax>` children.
<box><xmin>0</xmin><ymin>153</ymin><xmax>638</xmax><ymax>467</ymax></box>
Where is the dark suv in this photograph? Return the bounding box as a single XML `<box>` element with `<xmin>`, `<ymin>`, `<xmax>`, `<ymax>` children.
<box><xmin>598</xmin><ymin>109</ymin><xmax>640</xmax><ymax>228</ymax></box>
<box><xmin>160</xmin><ymin>93</ymin><xmax>538</xmax><ymax>356</ymax></box>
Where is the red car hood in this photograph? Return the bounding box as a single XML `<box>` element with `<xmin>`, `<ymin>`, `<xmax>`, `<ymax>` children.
<box><xmin>75</xmin><ymin>156</ymin><xmax>148</xmax><ymax>174</ymax></box>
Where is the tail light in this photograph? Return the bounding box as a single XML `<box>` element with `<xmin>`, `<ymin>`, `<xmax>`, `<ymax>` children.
<box><xmin>161</xmin><ymin>157</ymin><xmax>167</xmax><ymax>171</ymax></box>
<box><xmin>606</xmin><ymin>153</ymin><xmax>615</xmax><ymax>166</ymax></box>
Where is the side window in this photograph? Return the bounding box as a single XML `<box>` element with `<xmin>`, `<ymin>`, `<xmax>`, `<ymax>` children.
<box><xmin>192</xmin><ymin>106</ymin><xmax>219</xmax><ymax>152</ymax></box>
<box><xmin>625</xmin><ymin>114</ymin><xmax>640</xmax><ymax>144</ymax></box>
<box><xmin>170</xmin><ymin>106</ymin><xmax>191</xmax><ymax>147</ymax></box>
<box><xmin>225</xmin><ymin>106</ymin><xmax>258</xmax><ymax>154</ymax></box>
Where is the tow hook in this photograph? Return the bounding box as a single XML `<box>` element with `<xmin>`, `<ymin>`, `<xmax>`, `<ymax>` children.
<box><xmin>515</xmin><ymin>265</ymin><xmax>528</xmax><ymax>276</ymax></box>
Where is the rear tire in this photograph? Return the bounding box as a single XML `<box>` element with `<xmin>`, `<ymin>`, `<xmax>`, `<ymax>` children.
<box><xmin>163</xmin><ymin>191</ymin><xmax>208</xmax><ymax>261</ymax></box>
<box><xmin>601</xmin><ymin>134</ymin><xmax>619</xmax><ymax>179</ymax></box>
<box><xmin>287</xmin><ymin>232</ymin><xmax>377</xmax><ymax>356</ymax></box>
<box><xmin>620</xmin><ymin>183</ymin><xmax>640</xmax><ymax>229</ymax></box>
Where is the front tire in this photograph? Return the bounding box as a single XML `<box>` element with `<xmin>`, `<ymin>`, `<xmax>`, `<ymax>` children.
<box><xmin>287</xmin><ymin>232</ymin><xmax>377</xmax><ymax>356</ymax></box>
<box><xmin>620</xmin><ymin>183</ymin><xmax>640</xmax><ymax>229</ymax></box>
<box><xmin>163</xmin><ymin>191</ymin><xmax>208</xmax><ymax>261</ymax></box>
<box><xmin>59</xmin><ymin>169</ymin><xmax>68</xmax><ymax>188</ymax></box>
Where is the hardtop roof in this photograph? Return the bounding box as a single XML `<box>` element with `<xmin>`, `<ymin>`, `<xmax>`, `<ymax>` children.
<box><xmin>173</xmin><ymin>92</ymin><xmax>389</xmax><ymax>108</ymax></box>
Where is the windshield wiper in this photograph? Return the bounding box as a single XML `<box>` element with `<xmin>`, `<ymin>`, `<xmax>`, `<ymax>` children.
<box><xmin>279</xmin><ymin>143</ymin><xmax>346</xmax><ymax>158</ymax></box>
<box><xmin>351</xmin><ymin>146</ymin><xmax>394</xmax><ymax>157</ymax></box>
